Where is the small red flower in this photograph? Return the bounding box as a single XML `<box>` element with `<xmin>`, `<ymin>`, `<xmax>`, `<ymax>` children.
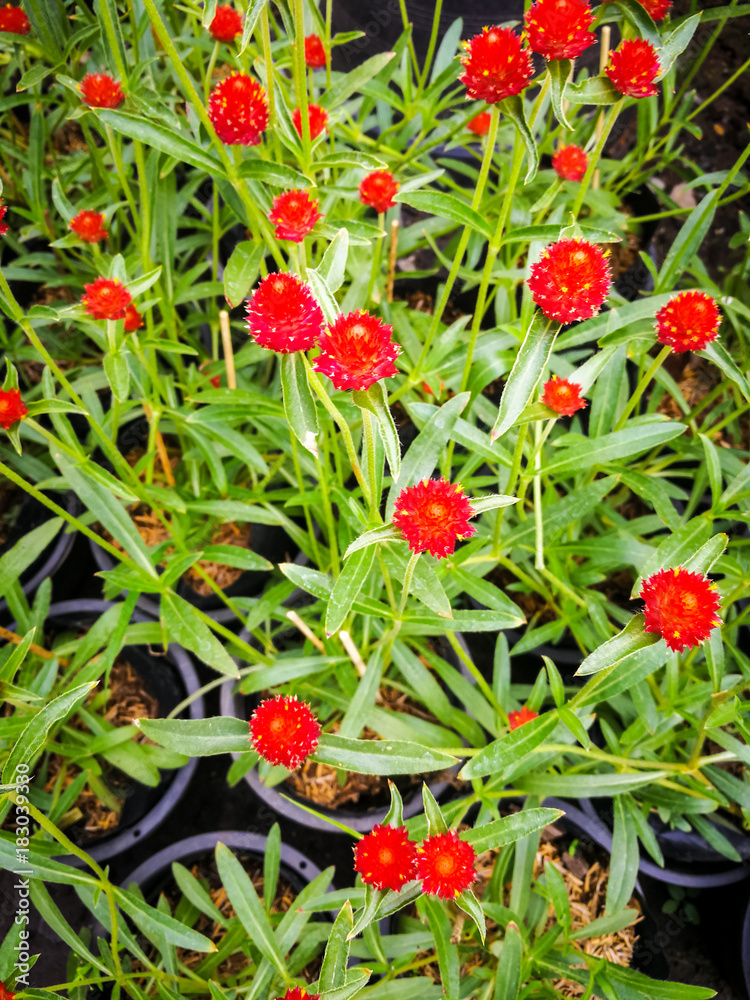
<box><xmin>353</xmin><ymin>825</ymin><xmax>418</xmax><ymax>891</ymax></box>
<box><xmin>292</xmin><ymin>103</ymin><xmax>328</xmax><ymax>140</ymax></box>
<box><xmin>0</xmin><ymin>982</ymin><xmax>17</xmax><ymax>1000</ymax></box>
<box><xmin>313</xmin><ymin>310</ymin><xmax>400</xmax><ymax>391</ymax></box>
<box><xmin>655</xmin><ymin>291</ymin><xmax>721</xmax><ymax>353</ymax></box>
<box><xmin>0</xmin><ymin>389</ymin><xmax>27</xmax><ymax>431</ymax></box>
<box><xmin>552</xmin><ymin>144</ymin><xmax>588</xmax><ymax>182</ymax></box>
<box><xmin>123</xmin><ymin>303</ymin><xmax>144</xmax><ymax>332</ymax></box>
<box><xmin>417</xmin><ymin>831</ymin><xmax>477</xmax><ymax>899</ymax></box>
<box><xmin>540</xmin><ymin>375</ymin><xmax>587</xmax><ymax>416</ymax></box>
<box><xmin>606</xmin><ymin>38</ymin><xmax>660</xmax><ymax>98</ymax></box>
<box><xmin>640</xmin><ymin>0</ymin><xmax>672</xmax><ymax>18</ymax></box>
<box><xmin>209</xmin><ymin>5</ymin><xmax>242</xmax><ymax>42</ymax></box>
<box><xmin>527</xmin><ymin>239</ymin><xmax>612</xmax><ymax>323</ymax></box>
<box><xmin>459</xmin><ymin>26</ymin><xmax>533</xmax><ymax>103</ymax></box>
<box><xmin>467</xmin><ymin>111</ymin><xmax>492</xmax><ymax>136</ymax></box>
<box><xmin>210</xmin><ymin>374</ymin><xmax>221</xmax><ymax>388</ymax></box>
<box><xmin>393</xmin><ymin>477</ymin><xmax>477</xmax><ymax>559</ymax></box>
<box><xmin>0</xmin><ymin>201</ymin><xmax>9</xmax><ymax>236</ymax></box>
<box><xmin>245</xmin><ymin>272</ymin><xmax>324</xmax><ymax>353</ymax></box>
<box><xmin>78</xmin><ymin>72</ymin><xmax>125</xmax><ymax>109</ymax></box>
<box><xmin>268</xmin><ymin>189</ymin><xmax>322</xmax><ymax>243</ymax></box>
<box><xmin>209</xmin><ymin>73</ymin><xmax>268</xmax><ymax>146</ymax></box>
<box><xmin>0</xmin><ymin>4</ymin><xmax>29</xmax><ymax>34</ymax></box>
<box><xmin>359</xmin><ymin>170</ymin><xmax>399</xmax><ymax>214</ymax></box>
<box><xmin>249</xmin><ymin>695</ymin><xmax>321</xmax><ymax>770</ymax></box>
<box><xmin>640</xmin><ymin>567</ymin><xmax>721</xmax><ymax>653</ymax></box>
<box><xmin>304</xmin><ymin>34</ymin><xmax>326</xmax><ymax>69</ymax></box>
<box><xmin>69</xmin><ymin>209</ymin><xmax>108</xmax><ymax>243</ymax></box>
<box><xmin>525</xmin><ymin>0</ymin><xmax>596</xmax><ymax>60</ymax></box>
<box><xmin>508</xmin><ymin>706</ymin><xmax>538</xmax><ymax>730</ymax></box>
<box><xmin>276</xmin><ymin>990</ymin><xmax>320</xmax><ymax>1000</ymax></box>
<box><xmin>81</xmin><ymin>277</ymin><xmax>132</xmax><ymax>321</ymax></box>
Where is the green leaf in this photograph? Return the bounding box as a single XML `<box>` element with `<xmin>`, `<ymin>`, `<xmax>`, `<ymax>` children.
<box><xmin>566</xmin><ymin>75</ymin><xmax>621</xmax><ymax>105</ymax></box>
<box><xmin>493</xmin><ymin>922</ymin><xmax>522</xmax><ymax>1000</ymax></box>
<box><xmin>631</xmin><ymin>518</ymin><xmax>712</xmax><ymax>596</ymax></box>
<box><xmin>224</xmin><ymin>242</ymin><xmax>264</xmax><ymax>308</ymax></box>
<box><xmin>614</xmin><ymin>0</ymin><xmax>661</xmax><ymax>48</ymax></box>
<box><xmin>0</xmin><ymin>836</ymin><xmax>98</xmax><ymax>886</ymax></box>
<box><xmin>96</xmin><ymin>110</ymin><xmax>226</xmax><ymax>177</ymax></box>
<box><xmin>492</xmin><ymin>315</ymin><xmax>558</xmax><ymax>441</ymax></box>
<box><xmin>239</xmin><ymin>0</ymin><xmax>269</xmax><ymax>55</ymax></box>
<box><xmin>463</xmin><ymin>808</ymin><xmax>563</xmax><ymax>853</ymax></box>
<box><xmin>570</xmin><ymin>908</ymin><xmax>640</xmax><ymax>941</ymax></box>
<box><xmin>280</xmin><ymin>352</ymin><xmax>319</xmax><ymax>456</ymax></box>
<box><xmin>318</xmin><ymin>228</ymin><xmax>350</xmax><ymax>294</ymax></box>
<box><xmin>396</xmin><ymin>191</ymin><xmax>493</xmax><ymax>239</ymax></box>
<box><xmin>353</xmin><ymin>381</ymin><xmax>402</xmax><ymax>481</ymax></box>
<box><xmin>192</xmin><ymin>545</ymin><xmax>272</xmax><ymax>573</ymax></box>
<box><xmin>460</xmin><ymin>713</ymin><xmax>559</xmax><ymax>780</ymax></box>
<box><xmin>0</xmin><ymin>517</ymin><xmax>63</xmax><ymax>593</ymax></box>
<box><xmin>316</xmin><ymin>150</ymin><xmax>388</xmax><ymax>170</ymax></box>
<box><xmin>423</xmin><ymin>895</ymin><xmax>461</xmax><ymax>989</ymax></box>
<box><xmin>326</xmin><ymin>546</ymin><xmax>377</xmax><ymax>636</ymax></box>
<box><xmin>237</xmin><ymin>159</ymin><xmax>311</xmax><ymax>188</ymax></box>
<box><xmin>658</xmin><ymin>14</ymin><xmax>701</xmax><ymax>76</ymax></box>
<box><xmin>656</xmin><ymin>190</ymin><xmax>719</xmax><ymax>292</ymax></box>
<box><xmin>701</xmin><ymin>339</ymin><xmax>750</xmax><ymax>402</ymax></box>
<box><xmin>576</xmin><ymin>615</ymin><xmax>660</xmax><ymax>676</ymax></box>
<box><xmin>543</xmin><ymin>419</ymin><xmax>685</xmax><ymax>476</ymax></box>
<box><xmin>500</xmin><ymin>225</ymin><xmax>621</xmax><ymax>247</ymax></box>
<box><xmin>312</xmin><ymin>734</ymin><xmax>458</xmax><ymax>774</ymax></box>
<box><xmin>470</xmin><ymin>494</ymin><xmax>519</xmax><ymax>515</ymax></box>
<box><xmin>343</xmin><ymin>524</ymin><xmax>402</xmax><ymax>558</ymax></box>
<box><xmin>605</xmin><ymin>797</ymin><xmax>639</xmax><ymax>915</ymax></box>
<box><xmin>604</xmin><ymin>963</ymin><xmax>716</xmax><ymax>1000</ymax></box>
<box><xmin>548</xmin><ymin>59</ymin><xmax>573</xmax><ymax>130</ymax></box>
<box><xmin>104</xmin><ymin>349</ymin><xmax>130</xmax><ymax>402</ymax></box>
<box><xmin>114</xmin><ymin>887</ymin><xmax>216</xmax><ymax>953</ymax></box>
<box><xmin>545</xmin><ymin>864</ymin><xmax>571</xmax><ymax>940</ymax></box>
<box><xmin>161</xmin><ymin>593</ymin><xmax>239</xmax><ymax>677</ymax></box>
<box><xmin>322</xmin><ymin>52</ymin><xmax>395</xmax><ymax>109</ymax></box>
<box><xmin>17</xmin><ymin>61</ymin><xmax>58</xmax><ymax>91</ymax></box>
<box><xmin>516</xmin><ymin>771</ymin><xmax>667</xmax><ymax>796</ymax></box>
<box><xmin>318</xmin><ymin>970</ymin><xmax>371</xmax><ymax>1000</ymax></box>
<box><xmin>136</xmin><ymin>716</ymin><xmax>251</xmax><ymax>756</ymax></box>
<box><xmin>319</xmin><ymin>901</ymin><xmax>353</xmax><ymax>991</ymax></box>
<box><xmin>499</xmin><ymin>95</ymin><xmax>538</xmax><ymax>183</ymax></box>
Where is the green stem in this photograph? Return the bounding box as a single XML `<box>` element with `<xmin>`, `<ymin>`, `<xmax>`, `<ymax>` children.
<box><xmin>361</xmin><ymin>409</ymin><xmax>380</xmax><ymax>521</ymax></box>
<box><xmin>614</xmin><ymin>344</ymin><xmax>671</xmax><ymax>431</ymax></box>
<box><xmin>492</xmin><ymin>423</ymin><xmax>528</xmax><ymax>555</ymax></box>
<box><xmin>570</xmin><ymin>98</ymin><xmax>624</xmax><ymax>220</ymax></box>
<box><xmin>445</xmin><ymin>632</ymin><xmax>505</xmax><ymax>718</ymax></box>
<box><xmin>418</xmin><ymin>0</ymin><xmax>443</xmax><ymax>91</ymax></box>
<box><xmin>397</xmin><ymin>551</ymin><xmax>420</xmax><ymax>616</ymax></box>
<box><xmin>292</xmin><ymin>0</ymin><xmax>312</xmax><ymax>173</ymax></box>
<box><xmin>533</xmin><ymin>421</ymin><xmax>544</xmax><ymax>571</ymax></box>
<box><xmin>365</xmin><ymin>212</ymin><xmax>385</xmax><ymax>304</ymax></box>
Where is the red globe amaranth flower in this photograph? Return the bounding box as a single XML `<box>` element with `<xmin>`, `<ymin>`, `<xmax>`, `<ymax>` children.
<box><xmin>459</xmin><ymin>26</ymin><xmax>533</xmax><ymax>103</ymax></box>
<box><xmin>655</xmin><ymin>291</ymin><xmax>721</xmax><ymax>353</ymax></box>
<box><xmin>69</xmin><ymin>210</ymin><xmax>107</xmax><ymax>243</ymax></box>
<box><xmin>209</xmin><ymin>5</ymin><xmax>242</xmax><ymax>42</ymax></box>
<box><xmin>304</xmin><ymin>34</ymin><xmax>326</xmax><ymax>68</ymax></box>
<box><xmin>508</xmin><ymin>706</ymin><xmax>538</xmax><ymax>730</ymax></box>
<box><xmin>540</xmin><ymin>375</ymin><xmax>587</xmax><ymax>416</ymax></box>
<box><xmin>313</xmin><ymin>311</ymin><xmax>400</xmax><ymax>391</ymax></box>
<box><xmin>640</xmin><ymin>0</ymin><xmax>672</xmax><ymax>18</ymax></box>
<box><xmin>276</xmin><ymin>990</ymin><xmax>320</xmax><ymax>1000</ymax></box>
<box><xmin>78</xmin><ymin>72</ymin><xmax>125</xmax><ymax>109</ymax></box>
<box><xmin>0</xmin><ymin>982</ymin><xmax>16</xmax><ymax>1000</ymax></box>
<box><xmin>606</xmin><ymin>38</ymin><xmax>660</xmax><ymax>98</ymax></box>
<box><xmin>353</xmin><ymin>825</ymin><xmax>418</xmax><ymax>891</ymax></box>
<box><xmin>249</xmin><ymin>695</ymin><xmax>321</xmax><ymax>770</ymax></box>
<box><xmin>552</xmin><ymin>144</ymin><xmax>588</xmax><ymax>182</ymax></box>
<box><xmin>393</xmin><ymin>478</ymin><xmax>477</xmax><ymax>559</ymax></box>
<box><xmin>0</xmin><ymin>389</ymin><xmax>27</xmax><ymax>431</ymax></box>
<box><xmin>467</xmin><ymin>111</ymin><xmax>492</xmax><ymax>136</ymax></box>
<box><xmin>525</xmin><ymin>0</ymin><xmax>596</xmax><ymax>60</ymax></box>
<box><xmin>209</xmin><ymin>73</ymin><xmax>268</xmax><ymax>146</ymax></box>
<box><xmin>359</xmin><ymin>170</ymin><xmax>399</xmax><ymax>214</ymax></box>
<box><xmin>0</xmin><ymin>4</ymin><xmax>29</xmax><ymax>34</ymax></box>
<box><xmin>245</xmin><ymin>272</ymin><xmax>324</xmax><ymax>353</ymax></box>
<box><xmin>292</xmin><ymin>103</ymin><xmax>328</xmax><ymax>140</ymax></box>
<box><xmin>81</xmin><ymin>277</ymin><xmax>132</xmax><ymax>321</ymax></box>
<box><xmin>123</xmin><ymin>303</ymin><xmax>144</xmax><ymax>332</ymax></box>
<box><xmin>268</xmin><ymin>189</ymin><xmax>322</xmax><ymax>243</ymax></box>
<box><xmin>527</xmin><ymin>239</ymin><xmax>612</xmax><ymax>323</ymax></box>
<box><xmin>417</xmin><ymin>831</ymin><xmax>477</xmax><ymax>899</ymax></box>
<box><xmin>0</xmin><ymin>202</ymin><xmax>8</xmax><ymax>236</ymax></box>
<box><xmin>640</xmin><ymin>567</ymin><xmax>721</xmax><ymax>653</ymax></box>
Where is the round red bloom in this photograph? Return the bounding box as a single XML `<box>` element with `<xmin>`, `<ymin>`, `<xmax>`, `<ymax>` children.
<box><xmin>123</xmin><ymin>303</ymin><xmax>144</xmax><ymax>332</ymax></box>
<box><xmin>304</xmin><ymin>34</ymin><xmax>326</xmax><ymax>69</ymax></box>
<box><xmin>459</xmin><ymin>26</ymin><xmax>533</xmax><ymax>103</ymax></box>
<box><xmin>508</xmin><ymin>706</ymin><xmax>538</xmax><ymax>730</ymax></box>
<box><xmin>640</xmin><ymin>567</ymin><xmax>721</xmax><ymax>654</ymax></box>
<box><xmin>313</xmin><ymin>310</ymin><xmax>400</xmax><ymax>391</ymax></box>
<box><xmin>209</xmin><ymin>73</ymin><xmax>268</xmax><ymax>146</ymax></box>
<box><xmin>209</xmin><ymin>5</ymin><xmax>242</xmax><ymax>42</ymax></box>
<box><xmin>359</xmin><ymin>170</ymin><xmax>399</xmax><ymax>214</ymax></box>
<box><xmin>81</xmin><ymin>277</ymin><xmax>132</xmax><ymax>321</ymax></box>
<box><xmin>268</xmin><ymin>189</ymin><xmax>322</xmax><ymax>243</ymax></box>
<box><xmin>655</xmin><ymin>291</ymin><xmax>721</xmax><ymax>353</ymax></box>
<box><xmin>467</xmin><ymin>111</ymin><xmax>492</xmax><ymax>136</ymax></box>
<box><xmin>78</xmin><ymin>72</ymin><xmax>125</xmax><ymax>109</ymax></box>
<box><xmin>69</xmin><ymin>210</ymin><xmax>107</xmax><ymax>243</ymax></box>
<box><xmin>0</xmin><ymin>4</ymin><xmax>29</xmax><ymax>34</ymax></box>
<box><xmin>249</xmin><ymin>695</ymin><xmax>321</xmax><ymax>770</ymax></box>
<box><xmin>540</xmin><ymin>375</ymin><xmax>587</xmax><ymax>416</ymax></box>
<box><xmin>292</xmin><ymin>103</ymin><xmax>328</xmax><ymax>141</ymax></box>
<box><xmin>393</xmin><ymin>477</ymin><xmax>477</xmax><ymax>559</ymax></box>
<box><xmin>527</xmin><ymin>239</ymin><xmax>612</xmax><ymax>323</ymax></box>
<box><xmin>0</xmin><ymin>389</ymin><xmax>27</xmax><ymax>431</ymax></box>
<box><xmin>276</xmin><ymin>990</ymin><xmax>319</xmax><ymax>1000</ymax></box>
<box><xmin>525</xmin><ymin>0</ymin><xmax>596</xmax><ymax>60</ymax></box>
<box><xmin>0</xmin><ymin>201</ymin><xmax>8</xmax><ymax>236</ymax></box>
<box><xmin>606</xmin><ymin>38</ymin><xmax>660</xmax><ymax>99</ymax></box>
<box><xmin>417</xmin><ymin>831</ymin><xmax>477</xmax><ymax>899</ymax></box>
<box><xmin>640</xmin><ymin>0</ymin><xmax>672</xmax><ymax>18</ymax></box>
<box><xmin>552</xmin><ymin>144</ymin><xmax>588</xmax><ymax>182</ymax></box>
<box><xmin>245</xmin><ymin>272</ymin><xmax>324</xmax><ymax>353</ymax></box>
<box><xmin>353</xmin><ymin>824</ymin><xmax>418</xmax><ymax>891</ymax></box>
<box><xmin>0</xmin><ymin>983</ymin><xmax>16</xmax><ymax>1000</ymax></box>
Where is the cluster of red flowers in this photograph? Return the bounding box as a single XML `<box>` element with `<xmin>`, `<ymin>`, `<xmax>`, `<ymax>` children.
<box><xmin>640</xmin><ymin>567</ymin><xmax>721</xmax><ymax>653</ymax></box>
<box><xmin>0</xmin><ymin>4</ymin><xmax>29</xmax><ymax>34</ymax></box>
<box><xmin>81</xmin><ymin>277</ymin><xmax>138</xmax><ymax>323</ymax></box>
<box><xmin>528</xmin><ymin>239</ymin><xmax>612</xmax><ymax>323</ymax></box>
<box><xmin>304</xmin><ymin>34</ymin><xmax>326</xmax><ymax>68</ymax></box>
<box><xmin>268</xmin><ymin>189</ymin><xmax>322</xmax><ymax>242</ymax></box>
<box><xmin>70</xmin><ymin>209</ymin><xmax>108</xmax><ymax>243</ymax></box>
<box><xmin>209</xmin><ymin>73</ymin><xmax>268</xmax><ymax>145</ymax></box>
<box><xmin>359</xmin><ymin>170</ymin><xmax>399</xmax><ymax>214</ymax></box>
<box><xmin>655</xmin><ymin>290</ymin><xmax>721</xmax><ymax>352</ymax></box>
<box><xmin>606</xmin><ymin>38</ymin><xmax>661</xmax><ymax>98</ymax></box>
<box><xmin>525</xmin><ymin>0</ymin><xmax>596</xmax><ymax>60</ymax></box>
<box><xmin>208</xmin><ymin>4</ymin><xmax>242</xmax><ymax>42</ymax></box>
<box><xmin>540</xmin><ymin>375</ymin><xmax>587</xmax><ymax>416</ymax></box>
<box><xmin>392</xmin><ymin>478</ymin><xmax>477</xmax><ymax>559</ymax></box>
<box><xmin>78</xmin><ymin>72</ymin><xmax>125</xmax><ymax>109</ymax></box>
<box><xmin>459</xmin><ymin>26</ymin><xmax>533</xmax><ymax>103</ymax></box>
<box><xmin>0</xmin><ymin>388</ymin><xmax>27</xmax><ymax>431</ymax></box>
<box><xmin>552</xmin><ymin>144</ymin><xmax>588</xmax><ymax>182</ymax></box>
<box><xmin>293</xmin><ymin>103</ymin><xmax>328</xmax><ymax>140</ymax></box>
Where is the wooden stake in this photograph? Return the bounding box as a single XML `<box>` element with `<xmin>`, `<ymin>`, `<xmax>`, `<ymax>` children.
<box><xmin>220</xmin><ymin>309</ymin><xmax>237</xmax><ymax>389</ymax></box>
<box><xmin>143</xmin><ymin>402</ymin><xmax>176</xmax><ymax>487</ymax></box>
<box><xmin>0</xmin><ymin>625</ymin><xmax>69</xmax><ymax>666</ymax></box>
<box><xmin>386</xmin><ymin>218</ymin><xmax>399</xmax><ymax>303</ymax></box>
<box><xmin>286</xmin><ymin>610</ymin><xmax>325</xmax><ymax>652</ymax></box>
<box><xmin>339</xmin><ymin>630</ymin><xmax>366</xmax><ymax>677</ymax></box>
<box><xmin>593</xmin><ymin>26</ymin><xmax>611</xmax><ymax>191</ymax></box>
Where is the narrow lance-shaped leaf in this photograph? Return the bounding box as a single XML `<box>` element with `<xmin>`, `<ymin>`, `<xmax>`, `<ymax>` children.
<box><xmin>492</xmin><ymin>315</ymin><xmax>559</xmax><ymax>441</ymax></box>
<box><xmin>325</xmin><ymin>546</ymin><xmax>377</xmax><ymax>636</ymax></box>
<box><xmin>280</xmin><ymin>352</ymin><xmax>319</xmax><ymax>457</ymax></box>
<box><xmin>576</xmin><ymin>615</ymin><xmax>661</xmax><ymax>676</ymax></box>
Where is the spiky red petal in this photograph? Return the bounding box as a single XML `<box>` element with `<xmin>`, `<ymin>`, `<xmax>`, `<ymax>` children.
<box><xmin>78</xmin><ymin>72</ymin><xmax>125</xmax><ymax>109</ymax></box>
<box><xmin>417</xmin><ymin>831</ymin><xmax>477</xmax><ymax>899</ymax></box>
<box><xmin>304</xmin><ymin>34</ymin><xmax>326</xmax><ymax>69</ymax></box>
<box><xmin>292</xmin><ymin>104</ymin><xmax>328</xmax><ymax>140</ymax></box>
<box><xmin>353</xmin><ymin>825</ymin><xmax>418</xmax><ymax>891</ymax></box>
<box><xmin>393</xmin><ymin>477</ymin><xmax>477</xmax><ymax>559</ymax></box>
<box><xmin>245</xmin><ymin>272</ymin><xmax>324</xmax><ymax>353</ymax></box>
<box><xmin>359</xmin><ymin>170</ymin><xmax>399</xmax><ymax>214</ymax></box>
<box><xmin>508</xmin><ymin>706</ymin><xmax>538</xmax><ymax>730</ymax></box>
<box><xmin>70</xmin><ymin>210</ymin><xmax>108</xmax><ymax>243</ymax></box>
<box><xmin>606</xmin><ymin>38</ymin><xmax>660</xmax><ymax>98</ymax></box>
<box><xmin>268</xmin><ymin>189</ymin><xmax>322</xmax><ymax>243</ymax></box>
<box><xmin>0</xmin><ymin>982</ymin><xmax>17</xmax><ymax>1000</ymax></box>
<box><xmin>209</xmin><ymin>73</ymin><xmax>268</xmax><ymax>146</ymax></box>
<box><xmin>527</xmin><ymin>239</ymin><xmax>612</xmax><ymax>323</ymax></box>
<box><xmin>0</xmin><ymin>202</ymin><xmax>8</xmax><ymax>236</ymax></box>
<box><xmin>249</xmin><ymin>695</ymin><xmax>321</xmax><ymax>770</ymax></box>
<box><xmin>641</xmin><ymin>567</ymin><xmax>721</xmax><ymax>653</ymax></box>
<box><xmin>459</xmin><ymin>26</ymin><xmax>533</xmax><ymax>103</ymax></box>
<box><xmin>525</xmin><ymin>0</ymin><xmax>596</xmax><ymax>60</ymax></box>
<box><xmin>640</xmin><ymin>0</ymin><xmax>672</xmax><ymax>19</ymax></box>
<box><xmin>540</xmin><ymin>375</ymin><xmax>587</xmax><ymax>416</ymax></box>
<box><xmin>0</xmin><ymin>389</ymin><xmax>27</xmax><ymax>431</ymax></box>
<box><xmin>81</xmin><ymin>277</ymin><xmax>132</xmax><ymax>321</ymax></box>
<box><xmin>314</xmin><ymin>310</ymin><xmax>400</xmax><ymax>392</ymax></box>
<box><xmin>655</xmin><ymin>291</ymin><xmax>721</xmax><ymax>353</ymax></box>
<box><xmin>467</xmin><ymin>112</ymin><xmax>492</xmax><ymax>136</ymax></box>
<box><xmin>552</xmin><ymin>144</ymin><xmax>588</xmax><ymax>182</ymax></box>
<box><xmin>209</xmin><ymin>5</ymin><xmax>243</xmax><ymax>42</ymax></box>
<box><xmin>276</xmin><ymin>990</ymin><xmax>320</xmax><ymax>1000</ymax></box>
<box><xmin>123</xmin><ymin>304</ymin><xmax>144</xmax><ymax>332</ymax></box>
<box><xmin>0</xmin><ymin>4</ymin><xmax>29</xmax><ymax>34</ymax></box>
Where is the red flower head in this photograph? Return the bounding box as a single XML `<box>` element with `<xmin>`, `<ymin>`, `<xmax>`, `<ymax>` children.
<box><xmin>393</xmin><ymin>477</ymin><xmax>477</xmax><ymax>559</ymax></box>
<box><xmin>359</xmin><ymin>170</ymin><xmax>399</xmax><ymax>214</ymax></box>
<box><xmin>78</xmin><ymin>72</ymin><xmax>125</xmax><ymax>109</ymax></box>
<box><xmin>417</xmin><ymin>831</ymin><xmax>477</xmax><ymax>899</ymax></box>
<box><xmin>313</xmin><ymin>310</ymin><xmax>400</xmax><ymax>391</ymax></box>
<box><xmin>69</xmin><ymin>209</ymin><xmax>108</xmax><ymax>243</ymax></box>
<box><xmin>0</xmin><ymin>201</ymin><xmax>9</xmax><ymax>236</ymax></box>
<box><xmin>0</xmin><ymin>389</ymin><xmax>27</xmax><ymax>431</ymax></box>
<box><xmin>640</xmin><ymin>567</ymin><xmax>721</xmax><ymax>653</ymax></box>
<box><xmin>508</xmin><ymin>705</ymin><xmax>538</xmax><ymax>730</ymax></box>
<box><xmin>209</xmin><ymin>5</ymin><xmax>243</xmax><ymax>42</ymax></box>
<box><xmin>209</xmin><ymin>73</ymin><xmax>268</xmax><ymax>146</ymax></box>
<box><xmin>353</xmin><ymin>824</ymin><xmax>418</xmax><ymax>891</ymax></box>
<box><xmin>655</xmin><ymin>291</ymin><xmax>721</xmax><ymax>353</ymax></box>
<box><xmin>276</xmin><ymin>990</ymin><xmax>320</xmax><ymax>1000</ymax></box>
<box><xmin>467</xmin><ymin>111</ymin><xmax>492</xmax><ymax>136</ymax></box>
<box><xmin>640</xmin><ymin>0</ymin><xmax>672</xmax><ymax>19</ymax></box>
<box><xmin>525</xmin><ymin>0</ymin><xmax>596</xmax><ymax>60</ymax></box>
<box><xmin>0</xmin><ymin>4</ymin><xmax>29</xmax><ymax>34</ymax></box>
<box><xmin>123</xmin><ymin>303</ymin><xmax>144</xmax><ymax>332</ymax></box>
<box><xmin>81</xmin><ymin>277</ymin><xmax>132</xmax><ymax>321</ymax></box>
<box><xmin>540</xmin><ymin>375</ymin><xmax>587</xmax><ymax>416</ymax></box>
<box><xmin>606</xmin><ymin>38</ymin><xmax>660</xmax><ymax>98</ymax></box>
<box><xmin>459</xmin><ymin>26</ymin><xmax>533</xmax><ymax>103</ymax></box>
<box><xmin>268</xmin><ymin>189</ymin><xmax>322</xmax><ymax>243</ymax></box>
<box><xmin>0</xmin><ymin>983</ymin><xmax>17</xmax><ymax>1000</ymax></box>
<box><xmin>245</xmin><ymin>272</ymin><xmax>324</xmax><ymax>353</ymax></box>
<box><xmin>527</xmin><ymin>239</ymin><xmax>612</xmax><ymax>323</ymax></box>
<box><xmin>293</xmin><ymin>103</ymin><xmax>328</xmax><ymax>140</ymax></box>
<box><xmin>304</xmin><ymin>34</ymin><xmax>326</xmax><ymax>69</ymax></box>
<box><xmin>552</xmin><ymin>144</ymin><xmax>588</xmax><ymax>182</ymax></box>
<box><xmin>249</xmin><ymin>695</ymin><xmax>321</xmax><ymax>770</ymax></box>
